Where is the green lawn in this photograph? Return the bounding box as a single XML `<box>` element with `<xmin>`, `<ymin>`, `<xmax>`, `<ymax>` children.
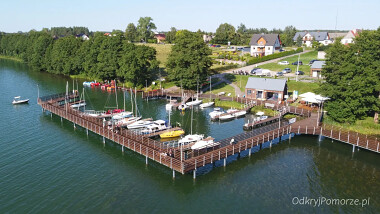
<box><xmin>138</xmin><ymin>43</ymin><xmax>173</xmax><ymax>67</ymax></box>
<box><xmin>323</xmin><ymin>116</ymin><xmax>380</xmax><ymax>137</ymax></box>
<box><xmin>206</xmin><ymin>81</ymin><xmax>236</xmax><ymax>97</ymax></box>
<box><xmin>287</xmin><ymin>80</ymin><xmax>320</xmax><ymax>94</ymax></box>
<box><xmin>260</xmin><ymin>51</ymin><xmax>318</xmax><ymax>72</ymax></box>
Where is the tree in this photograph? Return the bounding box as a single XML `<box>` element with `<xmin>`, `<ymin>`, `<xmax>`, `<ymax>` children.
<box><xmin>118</xmin><ymin>43</ymin><xmax>159</xmax><ymax>86</ymax></box>
<box><xmin>136</xmin><ymin>17</ymin><xmax>157</xmax><ymax>42</ymax></box>
<box><xmin>281</xmin><ymin>25</ymin><xmax>297</xmax><ymax>46</ymax></box>
<box><xmin>125</xmin><ymin>23</ymin><xmax>137</xmax><ymax>42</ymax></box>
<box><xmin>213</xmin><ymin>23</ymin><xmax>236</xmax><ymax>45</ymax></box>
<box><xmin>296</xmin><ymin>35</ymin><xmax>303</xmax><ymax>47</ymax></box>
<box><xmin>165</xmin><ymin>27</ymin><xmax>177</xmax><ymax>44</ymax></box>
<box><xmin>319</xmin><ymin>29</ymin><xmax>380</xmax><ymax>124</ymax></box>
<box><xmin>166</xmin><ymin>30</ymin><xmax>212</xmax><ymax>90</ymax></box>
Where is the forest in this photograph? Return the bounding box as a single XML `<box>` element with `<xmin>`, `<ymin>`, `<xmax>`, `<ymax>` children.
<box><xmin>0</xmin><ymin>29</ymin><xmax>159</xmax><ymax>87</ymax></box>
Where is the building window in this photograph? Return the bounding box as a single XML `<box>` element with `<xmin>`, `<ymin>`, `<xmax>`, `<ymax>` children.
<box><xmin>268</xmin><ymin>47</ymin><xmax>270</xmax><ymax>50</ymax></box>
<box><xmin>247</xmin><ymin>90</ymin><xmax>252</xmax><ymax>95</ymax></box>
<box><xmin>257</xmin><ymin>91</ymin><xmax>263</xmax><ymax>99</ymax></box>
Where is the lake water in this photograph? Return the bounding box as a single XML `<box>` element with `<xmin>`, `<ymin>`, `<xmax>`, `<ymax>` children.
<box><xmin>0</xmin><ymin>59</ymin><xmax>379</xmax><ymax>213</ymax></box>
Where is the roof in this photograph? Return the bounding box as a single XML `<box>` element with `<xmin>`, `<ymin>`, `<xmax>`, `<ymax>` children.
<box><xmin>154</xmin><ymin>34</ymin><xmax>166</xmax><ymax>39</ymax></box>
<box><xmin>249</xmin><ymin>34</ymin><xmax>280</xmax><ymax>46</ymax></box>
<box><xmin>311</xmin><ymin>61</ymin><xmax>325</xmax><ymax>69</ymax></box>
<box><xmin>293</xmin><ymin>31</ymin><xmax>329</xmax><ymax>41</ymax></box>
<box><xmin>343</xmin><ymin>29</ymin><xmax>361</xmax><ymax>39</ymax></box>
<box><xmin>245</xmin><ymin>77</ymin><xmax>287</xmax><ymax>91</ymax></box>
<box><xmin>329</xmin><ymin>32</ymin><xmax>347</xmax><ymax>39</ymax></box>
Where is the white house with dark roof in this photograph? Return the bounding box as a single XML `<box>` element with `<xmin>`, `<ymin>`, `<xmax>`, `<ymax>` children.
<box><xmin>293</xmin><ymin>31</ymin><xmax>331</xmax><ymax>47</ymax></box>
<box><xmin>310</xmin><ymin>61</ymin><xmax>325</xmax><ymax>78</ymax></box>
<box><xmin>249</xmin><ymin>34</ymin><xmax>281</xmax><ymax>57</ymax></box>
<box><xmin>245</xmin><ymin>77</ymin><xmax>287</xmax><ymax>101</ymax></box>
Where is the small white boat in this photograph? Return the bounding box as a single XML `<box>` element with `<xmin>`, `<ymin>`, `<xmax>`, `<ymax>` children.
<box><xmin>70</xmin><ymin>101</ymin><xmax>86</xmax><ymax>108</ymax></box>
<box><xmin>191</xmin><ymin>137</ymin><xmax>220</xmax><ymax>150</ymax></box>
<box><xmin>186</xmin><ymin>99</ymin><xmax>203</xmax><ymax>106</ymax></box>
<box><xmin>178</xmin><ymin>134</ymin><xmax>204</xmax><ymax>145</ymax></box>
<box><xmin>178</xmin><ymin>103</ymin><xmax>187</xmax><ymax>111</ymax></box>
<box><xmin>127</xmin><ymin>120</ymin><xmax>153</xmax><ymax>129</ymax></box>
<box><xmin>116</xmin><ymin>116</ymin><xmax>142</xmax><ymax>127</ymax></box>
<box><xmin>219</xmin><ymin>114</ymin><xmax>235</xmax><ymax>121</ymax></box>
<box><xmin>200</xmin><ymin>102</ymin><xmax>214</xmax><ymax>108</ymax></box>
<box><xmin>232</xmin><ymin>110</ymin><xmax>247</xmax><ymax>118</ymax></box>
<box><xmin>209</xmin><ymin>108</ymin><xmax>224</xmax><ymax>119</ymax></box>
<box><xmin>141</xmin><ymin>120</ymin><xmax>169</xmax><ymax>134</ymax></box>
<box><xmin>260</xmin><ymin>116</ymin><xmax>268</xmax><ymax>121</ymax></box>
<box><xmin>12</xmin><ymin>96</ymin><xmax>29</xmax><ymax>105</ymax></box>
<box><xmin>112</xmin><ymin>111</ymin><xmax>133</xmax><ymax>120</ymax></box>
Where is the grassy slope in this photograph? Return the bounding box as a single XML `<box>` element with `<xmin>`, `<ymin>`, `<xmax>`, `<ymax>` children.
<box><xmin>137</xmin><ymin>43</ymin><xmax>173</xmax><ymax>67</ymax></box>
<box><xmin>260</xmin><ymin>51</ymin><xmax>318</xmax><ymax>72</ymax></box>
<box><xmin>323</xmin><ymin>116</ymin><xmax>380</xmax><ymax>137</ymax></box>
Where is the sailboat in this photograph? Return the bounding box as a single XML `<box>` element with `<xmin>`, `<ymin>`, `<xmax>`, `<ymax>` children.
<box><xmin>186</xmin><ymin>79</ymin><xmax>202</xmax><ymax>106</ymax></box>
<box><xmin>178</xmin><ymin>105</ymin><xmax>204</xmax><ymax>145</ymax></box>
<box><xmin>191</xmin><ymin>136</ymin><xmax>220</xmax><ymax>150</ymax></box>
<box><xmin>200</xmin><ymin>77</ymin><xmax>214</xmax><ymax>108</ymax></box>
<box><xmin>71</xmin><ymin>87</ymin><xmax>86</xmax><ymax>108</ymax></box>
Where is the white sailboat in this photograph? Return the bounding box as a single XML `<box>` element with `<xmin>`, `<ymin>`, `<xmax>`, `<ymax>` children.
<box><xmin>186</xmin><ymin>79</ymin><xmax>202</xmax><ymax>106</ymax></box>
<box><xmin>71</xmin><ymin>88</ymin><xmax>86</xmax><ymax>109</ymax></box>
<box><xmin>191</xmin><ymin>137</ymin><xmax>220</xmax><ymax>150</ymax></box>
<box><xmin>200</xmin><ymin>77</ymin><xmax>214</xmax><ymax>108</ymax></box>
<box><xmin>209</xmin><ymin>107</ymin><xmax>224</xmax><ymax>119</ymax></box>
<box><xmin>178</xmin><ymin>104</ymin><xmax>204</xmax><ymax>145</ymax></box>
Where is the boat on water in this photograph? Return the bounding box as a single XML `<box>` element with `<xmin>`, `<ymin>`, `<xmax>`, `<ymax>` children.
<box><xmin>178</xmin><ymin>134</ymin><xmax>204</xmax><ymax>145</ymax></box>
<box><xmin>12</xmin><ymin>96</ymin><xmax>29</xmax><ymax>105</ymax></box>
<box><xmin>116</xmin><ymin>116</ymin><xmax>141</xmax><ymax>127</ymax></box>
<box><xmin>219</xmin><ymin>114</ymin><xmax>235</xmax><ymax>121</ymax></box>
<box><xmin>141</xmin><ymin>120</ymin><xmax>169</xmax><ymax>134</ymax></box>
<box><xmin>200</xmin><ymin>76</ymin><xmax>214</xmax><ymax>108</ymax></box>
<box><xmin>127</xmin><ymin>119</ymin><xmax>153</xmax><ymax>129</ymax></box>
<box><xmin>191</xmin><ymin>137</ymin><xmax>220</xmax><ymax>150</ymax></box>
<box><xmin>160</xmin><ymin>130</ymin><xmax>185</xmax><ymax>138</ymax></box>
<box><xmin>226</xmin><ymin>108</ymin><xmax>247</xmax><ymax>118</ymax></box>
<box><xmin>70</xmin><ymin>101</ymin><xmax>86</xmax><ymax>108</ymax></box>
<box><xmin>83</xmin><ymin>81</ymin><xmax>94</xmax><ymax>87</ymax></box>
<box><xmin>186</xmin><ymin>99</ymin><xmax>203</xmax><ymax>106</ymax></box>
<box><xmin>209</xmin><ymin>107</ymin><xmax>224</xmax><ymax>119</ymax></box>
<box><xmin>260</xmin><ymin>115</ymin><xmax>268</xmax><ymax>120</ymax></box>
<box><xmin>112</xmin><ymin>111</ymin><xmax>133</xmax><ymax>120</ymax></box>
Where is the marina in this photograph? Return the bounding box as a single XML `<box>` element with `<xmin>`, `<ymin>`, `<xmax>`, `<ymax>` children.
<box><xmin>38</xmin><ymin>88</ymin><xmax>380</xmax><ymax>178</ymax></box>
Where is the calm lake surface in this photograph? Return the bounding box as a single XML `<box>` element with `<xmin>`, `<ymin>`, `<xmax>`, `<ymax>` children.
<box><xmin>0</xmin><ymin>59</ymin><xmax>379</xmax><ymax>213</ymax></box>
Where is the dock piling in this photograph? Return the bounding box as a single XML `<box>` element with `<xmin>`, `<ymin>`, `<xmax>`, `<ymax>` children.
<box><xmin>193</xmin><ymin>169</ymin><xmax>196</xmax><ymax>179</ymax></box>
<box><xmin>352</xmin><ymin>144</ymin><xmax>355</xmax><ymax>153</ymax></box>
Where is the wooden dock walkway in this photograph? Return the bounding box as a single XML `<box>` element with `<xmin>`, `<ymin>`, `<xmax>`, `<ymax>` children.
<box><xmin>38</xmin><ymin>91</ymin><xmax>380</xmax><ymax>178</ymax></box>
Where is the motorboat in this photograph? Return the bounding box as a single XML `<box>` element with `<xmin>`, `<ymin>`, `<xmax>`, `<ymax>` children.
<box><xmin>83</xmin><ymin>81</ymin><xmax>94</xmax><ymax>87</ymax></box>
<box><xmin>191</xmin><ymin>137</ymin><xmax>220</xmax><ymax>150</ymax></box>
<box><xmin>116</xmin><ymin>116</ymin><xmax>141</xmax><ymax>127</ymax></box>
<box><xmin>186</xmin><ymin>99</ymin><xmax>202</xmax><ymax>106</ymax></box>
<box><xmin>112</xmin><ymin>111</ymin><xmax>133</xmax><ymax>120</ymax></box>
<box><xmin>178</xmin><ymin>134</ymin><xmax>204</xmax><ymax>145</ymax></box>
<box><xmin>83</xmin><ymin>110</ymin><xmax>105</xmax><ymax>117</ymax></box>
<box><xmin>141</xmin><ymin>120</ymin><xmax>169</xmax><ymax>134</ymax></box>
<box><xmin>160</xmin><ymin>130</ymin><xmax>185</xmax><ymax>138</ymax></box>
<box><xmin>209</xmin><ymin>107</ymin><xmax>224</xmax><ymax>119</ymax></box>
<box><xmin>200</xmin><ymin>101</ymin><xmax>214</xmax><ymax>108</ymax></box>
<box><xmin>12</xmin><ymin>96</ymin><xmax>29</xmax><ymax>105</ymax></box>
<box><xmin>70</xmin><ymin>101</ymin><xmax>86</xmax><ymax>108</ymax></box>
<box><xmin>260</xmin><ymin>116</ymin><xmax>268</xmax><ymax>120</ymax></box>
<box><xmin>219</xmin><ymin>114</ymin><xmax>234</xmax><ymax>121</ymax></box>
<box><xmin>127</xmin><ymin>120</ymin><xmax>153</xmax><ymax>129</ymax></box>
<box><xmin>178</xmin><ymin>103</ymin><xmax>187</xmax><ymax>111</ymax></box>
<box><xmin>229</xmin><ymin>109</ymin><xmax>247</xmax><ymax>118</ymax></box>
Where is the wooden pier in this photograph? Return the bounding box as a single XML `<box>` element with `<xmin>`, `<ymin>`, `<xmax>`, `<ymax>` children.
<box><xmin>38</xmin><ymin>91</ymin><xmax>380</xmax><ymax>178</ymax></box>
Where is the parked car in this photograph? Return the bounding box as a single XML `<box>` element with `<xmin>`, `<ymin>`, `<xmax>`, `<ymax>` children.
<box><xmin>215</xmin><ymin>45</ymin><xmax>221</xmax><ymax>47</ymax></box>
<box><xmin>292</xmin><ymin>61</ymin><xmax>303</xmax><ymax>65</ymax></box>
<box><xmin>276</xmin><ymin>72</ymin><xmax>284</xmax><ymax>76</ymax></box>
<box><xmin>309</xmin><ymin>59</ymin><xmax>320</xmax><ymax>65</ymax></box>
<box><xmin>250</xmin><ymin>67</ymin><xmax>261</xmax><ymax>74</ymax></box>
<box><xmin>278</xmin><ymin>61</ymin><xmax>289</xmax><ymax>65</ymax></box>
<box><xmin>279</xmin><ymin>49</ymin><xmax>285</xmax><ymax>52</ymax></box>
<box><xmin>295</xmin><ymin>71</ymin><xmax>304</xmax><ymax>75</ymax></box>
<box><xmin>282</xmin><ymin>68</ymin><xmax>292</xmax><ymax>73</ymax></box>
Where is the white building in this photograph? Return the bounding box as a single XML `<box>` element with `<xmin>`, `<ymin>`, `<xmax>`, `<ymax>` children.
<box><xmin>341</xmin><ymin>29</ymin><xmax>361</xmax><ymax>45</ymax></box>
<box><xmin>293</xmin><ymin>31</ymin><xmax>331</xmax><ymax>47</ymax></box>
<box><xmin>249</xmin><ymin>34</ymin><xmax>281</xmax><ymax>57</ymax></box>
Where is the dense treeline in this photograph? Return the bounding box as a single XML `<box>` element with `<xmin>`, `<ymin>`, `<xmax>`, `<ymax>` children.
<box><xmin>0</xmin><ymin>31</ymin><xmax>159</xmax><ymax>86</ymax></box>
<box><xmin>47</xmin><ymin>27</ymin><xmax>90</xmax><ymax>37</ymax></box>
<box><xmin>320</xmin><ymin>28</ymin><xmax>380</xmax><ymax>124</ymax></box>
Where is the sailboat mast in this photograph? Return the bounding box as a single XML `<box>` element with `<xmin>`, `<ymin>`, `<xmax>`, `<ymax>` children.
<box><xmin>83</xmin><ymin>87</ymin><xmax>85</xmax><ymax>111</ymax></box>
<box><xmin>123</xmin><ymin>83</ymin><xmax>126</xmax><ymax>111</ymax></box>
<box><xmin>115</xmin><ymin>80</ymin><xmax>118</xmax><ymax>109</ymax></box>
<box><xmin>135</xmin><ymin>87</ymin><xmax>138</xmax><ymax>117</ymax></box>
<box><xmin>191</xmin><ymin>105</ymin><xmax>193</xmax><ymax>135</ymax></box>
<box><xmin>130</xmin><ymin>88</ymin><xmax>134</xmax><ymax>116</ymax></box>
<box><xmin>210</xmin><ymin>76</ymin><xmax>212</xmax><ymax>100</ymax></box>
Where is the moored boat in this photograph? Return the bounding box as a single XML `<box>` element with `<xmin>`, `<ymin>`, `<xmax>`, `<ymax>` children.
<box><xmin>12</xmin><ymin>96</ymin><xmax>29</xmax><ymax>105</ymax></box>
<box><xmin>160</xmin><ymin>130</ymin><xmax>185</xmax><ymax>138</ymax></box>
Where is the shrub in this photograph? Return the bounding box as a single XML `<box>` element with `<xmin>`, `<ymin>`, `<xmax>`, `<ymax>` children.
<box><xmin>246</xmin><ymin>48</ymin><xmax>303</xmax><ymax>65</ymax></box>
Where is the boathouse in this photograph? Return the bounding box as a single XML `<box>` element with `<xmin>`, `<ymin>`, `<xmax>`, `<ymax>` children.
<box><xmin>245</xmin><ymin>78</ymin><xmax>287</xmax><ymax>101</ymax></box>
